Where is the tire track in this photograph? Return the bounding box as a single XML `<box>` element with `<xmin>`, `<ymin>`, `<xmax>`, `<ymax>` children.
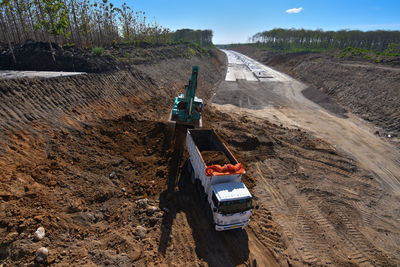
<box><xmin>254</xmin><ymin>158</ymin><xmax>391</xmax><ymax>266</ymax></box>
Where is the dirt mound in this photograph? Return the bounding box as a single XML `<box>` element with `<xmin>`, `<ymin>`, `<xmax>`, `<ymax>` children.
<box><xmin>0</xmin><ymin>41</ymin><xmax>212</xmax><ymax>73</ymax></box>
<box><xmin>201</xmin><ymin>151</ymin><xmax>230</xmax><ymax>166</ymax></box>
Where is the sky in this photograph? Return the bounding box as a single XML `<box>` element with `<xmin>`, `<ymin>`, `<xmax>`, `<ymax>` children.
<box><xmin>112</xmin><ymin>0</ymin><xmax>400</xmax><ymax>44</ymax></box>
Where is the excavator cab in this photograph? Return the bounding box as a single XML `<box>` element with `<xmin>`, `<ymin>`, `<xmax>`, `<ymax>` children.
<box><xmin>168</xmin><ymin>66</ymin><xmax>203</xmax><ymax>128</ymax></box>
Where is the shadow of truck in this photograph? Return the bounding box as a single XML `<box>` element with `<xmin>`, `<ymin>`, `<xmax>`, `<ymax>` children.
<box><xmin>158</xmin><ymin>124</ymin><xmax>249</xmax><ymax>266</ymax></box>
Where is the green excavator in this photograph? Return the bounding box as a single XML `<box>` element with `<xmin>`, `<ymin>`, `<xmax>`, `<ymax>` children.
<box><xmin>169</xmin><ymin>66</ymin><xmax>203</xmax><ymax>128</ymax></box>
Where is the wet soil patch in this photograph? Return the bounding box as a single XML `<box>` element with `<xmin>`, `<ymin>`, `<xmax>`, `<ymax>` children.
<box><xmin>302</xmin><ymin>86</ymin><xmax>348</xmax><ymax>118</ymax></box>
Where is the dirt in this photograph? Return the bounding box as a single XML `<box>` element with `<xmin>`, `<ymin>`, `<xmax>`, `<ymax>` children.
<box><xmin>0</xmin><ymin>50</ymin><xmax>229</xmax><ymax>266</ymax></box>
<box><xmin>201</xmin><ymin>151</ymin><xmax>231</xmax><ymax>166</ymax></box>
<box><xmin>231</xmin><ymin>45</ymin><xmax>400</xmax><ymax>140</ymax></box>
<box><xmin>211</xmin><ymin>49</ymin><xmax>400</xmax><ymax>266</ymax></box>
<box><xmin>0</xmin><ymin>40</ymin><xmax>211</xmax><ymax>73</ymax></box>
<box><xmin>1</xmin><ymin>43</ymin><xmax>399</xmax><ymax>266</ymax></box>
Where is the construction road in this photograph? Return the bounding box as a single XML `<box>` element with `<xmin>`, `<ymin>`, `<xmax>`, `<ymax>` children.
<box><xmin>211</xmin><ymin>49</ymin><xmax>400</xmax><ymax>266</ymax></box>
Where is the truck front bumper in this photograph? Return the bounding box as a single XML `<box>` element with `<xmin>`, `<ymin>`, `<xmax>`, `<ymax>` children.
<box><xmin>215</xmin><ymin>220</ymin><xmax>250</xmax><ymax>231</ymax></box>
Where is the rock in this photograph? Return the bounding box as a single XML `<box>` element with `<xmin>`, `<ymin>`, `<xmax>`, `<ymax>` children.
<box><xmin>135</xmin><ymin>198</ymin><xmax>148</xmax><ymax>208</ymax></box>
<box><xmin>34</xmin><ymin>226</ymin><xmax>45</xmax><ymax>241</ymax></box>
<box><xmin>109</xmin><ymin>171</ymin><xmax>116</xmax><ymax>179</ymax></box>
<box><xmin>146</xmin><ymin>206</ymin><xmax>158</xmax><ymax>216</ymax></box>
<box><xmin>121</xmin><ymin>187</ymin><xmax>126</xmax><ymax>192</ymax></box>
<box><xmin>135</xmin><ymin>225</ymin><xmax>147</xmax><ymax>239</ymax></box>
<box><xmin>35</xmin><ymin>247</ymin><xmax>49</xmax><ymax>263</ymax></box>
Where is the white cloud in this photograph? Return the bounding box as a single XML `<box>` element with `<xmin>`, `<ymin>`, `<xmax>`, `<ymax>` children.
<box><xmin>285</xmin><ymin>7</ymin><xmax>303</xmax><ymax>14</ymax></box>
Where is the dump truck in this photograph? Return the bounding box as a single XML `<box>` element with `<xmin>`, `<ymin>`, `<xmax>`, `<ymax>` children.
<box><xmin>186</xmin><ymin>129</ymin><xmax>253</xmax><ymax>231</ymax></box>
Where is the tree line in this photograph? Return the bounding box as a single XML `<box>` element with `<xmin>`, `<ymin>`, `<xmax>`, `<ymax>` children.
<box><xmin>251</xmin><ymin>28</ymin><xmax>400</xmax><ymax>51</ymax></box>
<box><xmin>170</xmin><ymin>29</ymin><xmax>213</xmax><ymax>47</ymax></box>
<box><xmin>0</xmin><ymin>0</ymin><xmax>171</xmax><ymax>47</ymax></box>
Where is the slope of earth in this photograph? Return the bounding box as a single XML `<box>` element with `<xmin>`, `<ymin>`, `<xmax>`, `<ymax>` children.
<box><xmin>0</xmin><ymin>48</ymin><xmax>235</xmax><ymax>266</ymax></box>
<box><xmin>231</xmin><ymin>45</ymin><xmax>400</xmax><ymax>142</ymax></box>
<box><xmin>1</xmin><ymin>42</ymin><xmax>398</xmax><ymax>266</ymax></box>
<box><xmin>205</xmin><ymin>106</ymin><xmax>397</xmax><ymax>266</ymax></box>
<box><xmin>209</xmin><ymin>49</ymin><xmax>400</xmax><ymax>266</ymax></box>
<box><xmin>0</xmin><ymin>41</ymin><xmax>209</xmax><ymax>73</ymax></box>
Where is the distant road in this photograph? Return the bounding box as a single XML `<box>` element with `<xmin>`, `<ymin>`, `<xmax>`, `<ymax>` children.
<box><xmin>0</xmin><ymin>70</ymin><xmax>85</xmax><ymax>79</ymax></box>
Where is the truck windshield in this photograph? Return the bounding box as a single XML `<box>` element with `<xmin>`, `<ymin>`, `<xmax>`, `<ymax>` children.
<box><xmin>218</xmin><ymin>198</ymin><xmax>252</xmax><ymax>214</ymax></box>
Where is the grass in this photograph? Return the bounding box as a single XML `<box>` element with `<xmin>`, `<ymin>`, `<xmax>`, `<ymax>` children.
<box><xmin>340</xmin><ymin>46</ymin><xmax>399</xmax><ymax>62</ymax></box>
<box><xmin>92</xmin><ymin>47</ymin><xmax>104</xmax><ymax>56</ymax></box>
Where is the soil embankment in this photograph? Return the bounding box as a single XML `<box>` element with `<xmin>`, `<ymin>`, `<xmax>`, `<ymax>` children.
<box><xmin>231</xmin><ymin>45</ymin><xmax>400</xmax><ymax>140</ymax></box>
<box><xmin>1</xmin><ymin>42</ymin><xmax>399</xmax><ymax>266</ymax></box>
<box><xmin>0</xmin><ymin>44</ymin><xmax>228</xmax><ymax>266</ymax></box>
<box><xmin>0</xmin><ymin>41</ymin><xmax>210</xmax><ymax>73</ymax></box>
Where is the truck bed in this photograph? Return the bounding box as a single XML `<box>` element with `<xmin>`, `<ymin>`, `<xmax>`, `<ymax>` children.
<box><xmin>186</xmin><ymin>129</ymin><xmax>243</xmax><ymax>194</ymax></box>
<box><xmin>187</xmin><ymin>129</ymin><xmax>238</xmax><ymax>165</ymax></box>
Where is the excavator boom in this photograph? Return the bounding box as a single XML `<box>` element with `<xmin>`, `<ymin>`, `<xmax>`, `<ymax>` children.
<box><xmin>169</xmin><ymin>66</ymin><xmax>203</xmax><ymax>128</ymax></box>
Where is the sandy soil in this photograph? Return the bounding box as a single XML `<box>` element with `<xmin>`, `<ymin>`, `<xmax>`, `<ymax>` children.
<box><xmin>1</xmin><ymin>44</ymin><xmax>399</xmax><ymax>266</ymax></box>
<box><xmin>231</xmin><ymin>45</ymin><xmax>400</xmax><ymax>142</ymax></box>
<box><xmin>210</xmin><ymin>50</ymin><xmax>400</xmax><ymax>266</ymax></box>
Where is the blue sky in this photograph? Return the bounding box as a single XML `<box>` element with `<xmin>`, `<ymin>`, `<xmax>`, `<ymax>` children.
<box><xmin>113</xmin><ymin>0</ymin><xmax>400</xmax><ymax>44</ymax></box>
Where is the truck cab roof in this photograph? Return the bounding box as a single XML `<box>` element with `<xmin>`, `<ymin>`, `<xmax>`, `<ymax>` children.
<box><xmin>212</xmin><ymin>182</ymin><xmax>252</xmax><ymax>202</ymax></box>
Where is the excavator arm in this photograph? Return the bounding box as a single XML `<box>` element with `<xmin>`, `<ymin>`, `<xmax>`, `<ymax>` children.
<box><xmin>169</xmin><ymin>66</ymin><xmax>203</xmax><ymax>128</ymax></box>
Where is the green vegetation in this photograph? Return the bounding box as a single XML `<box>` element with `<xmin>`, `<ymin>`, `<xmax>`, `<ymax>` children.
<box><xmin>0</xmin><ymin>0</ymin><xmax>214</xmax><ymax>64</ymax></box>
<box><xmin>170</xmin><ymin>29</ymin><xmax>213</xmax><ymax>47</ymax></box>
<box><xmin>340</xmin><ymin>43</ymin><xmax>400</xmax><ymax>62</ymax></box>
<box><xmin>251</xmin><ymin>28</ymin><xmax>400</xmax><ymax>52</ymax></box>
<box><xmin>92</xmin><ymin>46</ymin><xmax>104</xmax><ymax>56</ymax></box>
<box><xmin>0</xmin><ymin>0</ymin><xmax>171</xmax><ymax>48</ymax></box>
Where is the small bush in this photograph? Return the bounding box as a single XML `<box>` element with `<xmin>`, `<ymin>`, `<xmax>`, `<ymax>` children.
<box><xmin>93</xmin><ymin>47</ymin><xmax>104</xmax><ymax>56</ymax></box>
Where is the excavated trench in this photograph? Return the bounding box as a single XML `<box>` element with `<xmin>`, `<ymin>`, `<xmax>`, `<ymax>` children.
<box><xmin>1</xmin><ymin>45</ymin><xmax>399</xmax><ymax>266</ymax></box>
<box><xmin>0</xmin><ymin>52</ymin><xmax>233</xmax><ymax>266</ymax></box>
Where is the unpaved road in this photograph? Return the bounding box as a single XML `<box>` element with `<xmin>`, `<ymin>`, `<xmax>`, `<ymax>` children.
<box><xmin>0</xmin><ymin>70</ymin><xmax>85</xmax><ymax>79</ymax></box>
<box><xmin>212</xmin><ymin>50</ymin><xmax>400</xmax><ymax>266</ymax></box>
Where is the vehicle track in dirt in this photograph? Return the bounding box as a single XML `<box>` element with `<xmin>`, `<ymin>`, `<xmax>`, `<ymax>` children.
<box><xmin>1</xmin><ymin>45</ymin><xmax>399</xmax><ymax>266</ymax></box>
<box><xmin>210</xmin><ymin>50</ymin><xmax>400</xmax><ymax>266</ymax></box>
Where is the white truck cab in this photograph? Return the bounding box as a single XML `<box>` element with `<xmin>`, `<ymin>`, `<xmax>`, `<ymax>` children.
<box><xmin>210</xmin><ymin>182</ymin><xmax>252</xmax><ymax>230</ymax></box>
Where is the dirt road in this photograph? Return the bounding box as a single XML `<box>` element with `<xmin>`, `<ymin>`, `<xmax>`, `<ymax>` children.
<box><xmin>0</xmin><ymin>70</ymin><xmax>85</xmax><ymax>79</ymax></box>
<box><xmin>212</xmin><ymin>50</ymin><xmax>400</xmax><ymax>266</ymax></box>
